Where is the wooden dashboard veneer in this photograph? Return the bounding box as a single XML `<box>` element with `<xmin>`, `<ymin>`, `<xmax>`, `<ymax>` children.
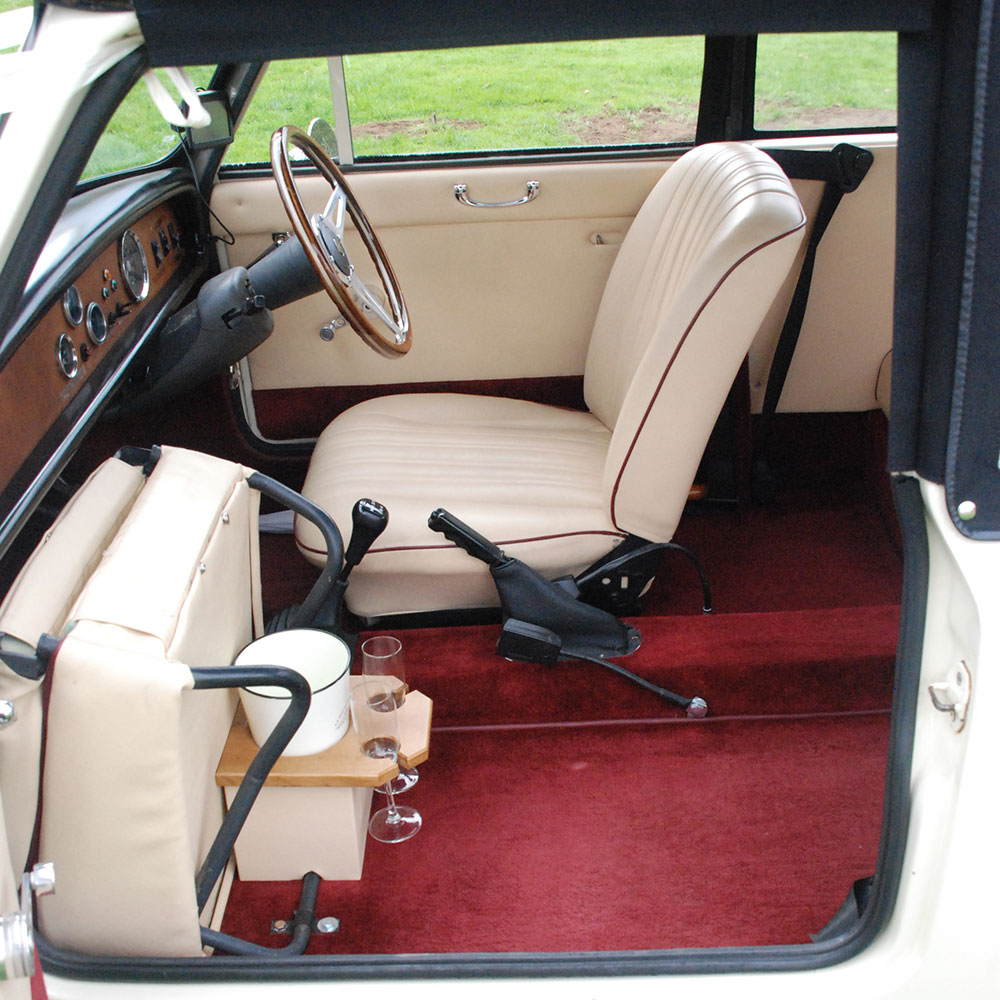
<box><xmin>0</xmin><ymin>203</ymin><xmax>185</xmax><ymax>488</ymax></box>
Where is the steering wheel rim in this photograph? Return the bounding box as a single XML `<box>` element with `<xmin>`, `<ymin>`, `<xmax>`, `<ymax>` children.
<box><xmin>270</xmin><ymin>125</ymin><xmax>411</xmax><ymax>358</ymax></box>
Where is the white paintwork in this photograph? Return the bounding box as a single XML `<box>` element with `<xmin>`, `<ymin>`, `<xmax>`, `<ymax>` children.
<box><xmin>0</xmin><ymin>7</ymin><xmax>142</xmax><ymax>276</ymax></box>
<box><xmin>0</xmin><ymin>6</ymin><xmax>32</xmax><ymax>52</ymax></box>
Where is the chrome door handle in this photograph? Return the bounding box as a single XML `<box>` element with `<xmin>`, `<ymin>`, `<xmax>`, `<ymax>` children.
<box><xmin>454</xmin><ymin>180</ymin><xmax>540</xmax><ymax>208</ymax></box>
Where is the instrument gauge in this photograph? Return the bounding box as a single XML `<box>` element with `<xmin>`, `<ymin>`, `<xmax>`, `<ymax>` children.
<box><xmin>56</xmin><ymin>334</ymin><xmax>79</xmax><ymax>379</ymax></box>
<box><xmin>86</xmin><ymin>301</ymin><xmax>108</xmax><ymax>345</ymax></box>
<box><xmin>62</xmin><ymin>285</ymin><xmax>84</xmax><ymax>327</ymax></box>
<box><xmin>118</xmin><ymin>229</ymin><xmax>150</xmax><ymax>302</ymax></box>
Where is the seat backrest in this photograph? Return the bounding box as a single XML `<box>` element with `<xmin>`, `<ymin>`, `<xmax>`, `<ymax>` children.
<box><xmin>583</xmin><ymin>142</ymin><xmax>806</xmax><ymax>543</ymax></box>
<box><xmin>0</xmin><ymin>446</ymin><xmax>262</xmax><ymax>957</ymax></box>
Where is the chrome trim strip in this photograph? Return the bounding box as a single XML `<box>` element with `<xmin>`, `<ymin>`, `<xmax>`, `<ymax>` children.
<box><xmin>326</xmin><ymin>56</ymin><xmax>354</xmax><ymax>167</ymax></box>
<box><xmin>235</xmin><ymin>356</ymin><xmax>316</xmax><ymax>447</ymax></box>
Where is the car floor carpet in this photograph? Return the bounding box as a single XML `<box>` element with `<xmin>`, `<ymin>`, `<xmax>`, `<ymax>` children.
<box><xmin>218</xmin><ymin>601</ymin><xmax>897</xmax><ymax>955</ymax></box>
<box><xmin>220</xmin><ymin>712</ymin><xmax>890</xmax><ymax>954</ymax></box>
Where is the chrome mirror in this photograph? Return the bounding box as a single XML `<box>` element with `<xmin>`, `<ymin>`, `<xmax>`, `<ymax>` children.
<box><xmin>308</xmin><ymin>117</ymin><xmax>338</xmax><ymax>161</ymax></box>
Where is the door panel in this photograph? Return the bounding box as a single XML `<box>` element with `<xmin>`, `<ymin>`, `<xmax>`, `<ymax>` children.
<box><xmin>212</xmin><ymin>140</ymin><xmax>896</xmax><ymax>441</ymax></box>
<box><xmin>214</xmin><ymin>158</ymin><xmax>677</xmax><ymax>388</ymax></box>
<box><xmin>749</xmin><ymin>139</ymin><xmax>897</xmax><ymax>415</ymax></box>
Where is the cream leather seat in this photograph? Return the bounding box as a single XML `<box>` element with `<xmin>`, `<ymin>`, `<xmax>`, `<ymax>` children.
<box><xmin>0</xmin><ymin>447</ymin><xmax>263</xmax><ymax>957</ymax></box>
<box><xmin>297</xmin><ymin>142</ymin><xmax>807</xmax><ymax>618</ymax></box>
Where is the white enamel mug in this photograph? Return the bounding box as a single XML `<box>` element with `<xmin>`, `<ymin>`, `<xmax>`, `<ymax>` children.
<box><xmin>236</xmin><ymin>629</ymin><xmax>351</xmax><ymax>756</ymax></box>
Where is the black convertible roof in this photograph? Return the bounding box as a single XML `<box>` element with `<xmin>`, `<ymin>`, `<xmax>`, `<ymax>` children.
<box><xmin>132</xmin><ymin>0</ymin><xmax>931</xmax><ymax>66</ymax></box>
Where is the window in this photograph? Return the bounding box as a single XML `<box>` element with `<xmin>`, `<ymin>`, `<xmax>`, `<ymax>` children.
<box><xmin>754</xmin><ymin>32</ymin><xmax>897</xmax><ymax>133</ymax></box>
<box><xmin>224</xmin><ymin>37</ymin><xmax>705</xmax><ymax>165</ymax></box>
<box><xmin>81</xmin><ymin>66</ymin><xmax>215</xmax><ymax>181</ymax></box>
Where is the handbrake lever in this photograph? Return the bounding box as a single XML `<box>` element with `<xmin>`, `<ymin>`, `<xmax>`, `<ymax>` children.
<box><xmin>428</xmin><ymin>508</ymin><xmax>510</xmax><ymax>568</ymax></box>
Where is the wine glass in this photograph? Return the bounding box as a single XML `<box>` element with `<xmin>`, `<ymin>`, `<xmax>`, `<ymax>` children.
<box><xmin>350</xmin><ymin>677</ymin><xmax>422</xmax><ymax>844</ymax></box>
<box><xmin>361</xmin><ymin>636</ymin><xmax>418</xmax><ymax>793</ymax></box>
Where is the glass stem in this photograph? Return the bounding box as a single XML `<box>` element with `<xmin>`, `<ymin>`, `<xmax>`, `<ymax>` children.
<box><xmin>383</xmin><ymin>781</ymin><xmax>401</xmax><ymax>824</ymax></box>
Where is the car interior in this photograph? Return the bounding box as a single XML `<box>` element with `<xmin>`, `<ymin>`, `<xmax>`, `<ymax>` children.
<box><xmin>0</xmin><ymin>0</ymin><xmax>960</xmax><ymax>986</ymax></box>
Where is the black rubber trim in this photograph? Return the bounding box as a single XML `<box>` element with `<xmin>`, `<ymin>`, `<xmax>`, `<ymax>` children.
<box><xmin>891</xmin><ymin>5</ymin><xmax>981</xmax><ymax>481</ymax></box>
<box><xmin>696</xmin><ymin>36</ymin><xmax>757</xmax><ymax>143</ymax></box>
<box><xmin>220</xmin><ymin>141</ymin><xmax>697</xmax><ymax>181</ymax></box>
<box><xmin>848</xmin><ymin>474</ymin><xmax>927</xmax><ymax>949</ymax></box>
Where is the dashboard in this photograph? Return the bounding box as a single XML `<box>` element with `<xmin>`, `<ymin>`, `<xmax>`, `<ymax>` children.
<box><xmin>0</xmin><ymin>171</ymin><xmax>209</xmax><ymax>557</ymax></box>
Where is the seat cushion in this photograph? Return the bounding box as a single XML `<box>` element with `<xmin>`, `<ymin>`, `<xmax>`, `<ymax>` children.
<box><xmin>297</xmin><ymin>393</ymin><xmax>624</xmax><ymax>616</ymax></box>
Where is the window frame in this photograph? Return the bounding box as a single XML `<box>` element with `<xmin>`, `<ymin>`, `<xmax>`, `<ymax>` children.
<box><xmin>216</xmin><ymin>32</ymin><xmax>898</xmax><ymax>182</ymax></box>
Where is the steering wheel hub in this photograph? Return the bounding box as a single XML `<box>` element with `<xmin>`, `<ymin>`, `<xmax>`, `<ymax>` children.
<box><xmin>313</xmin><ymin>218</ymin><xmax>352</xmax><ymax>278</ymax></box>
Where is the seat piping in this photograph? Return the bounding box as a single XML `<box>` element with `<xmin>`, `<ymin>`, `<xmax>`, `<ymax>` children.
<box><xmin>608</xmin><ymin>217</ymin><xmax>806</xmax><ymax>531</ymax></box>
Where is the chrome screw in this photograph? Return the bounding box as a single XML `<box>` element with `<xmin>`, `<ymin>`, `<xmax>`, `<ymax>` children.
<box><xmin>957</xmin><ymin>500</ymin><xmax>977</xmax><ymax>521</ymax></box>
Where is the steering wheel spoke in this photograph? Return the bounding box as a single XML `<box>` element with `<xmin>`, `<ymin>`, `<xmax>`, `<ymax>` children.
<box><xmin>271</xmin><ymin>125</ymin><xmax>411</xmax><ymax>357</ymax></box>
<box><xmin>318</xmin><ymin>184</ymin><xmax>348</xmax><ymax>240</ymax></box>
<box><xmin>351</xmin><ymin>274</ymin><xmax>404</xmax><ymax>341</ymax></box>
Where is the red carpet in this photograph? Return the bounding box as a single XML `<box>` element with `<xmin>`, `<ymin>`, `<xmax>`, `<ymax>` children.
<box><xmin>221</xmin><ymin>713</ymin><xmax>889</xmax><ymax>953</ymax></box>
<box><xmin>389</xmin><ymin>606</ymin><xmax>899</xmax><ymax>726</ymax></box>
<box><xmin>219</xmin><ymin>605</ymin><xmax>896</xmax><ymax>954</ymax></box>
<box><xmin>646</xmin><ymin>496</ymin><xmax>903</xmax><ymax>616</ymax></box>
<box><xmin>229</xmin><ymin>469</ymin><xmax>900</xmax><ymax>957</ymax></box>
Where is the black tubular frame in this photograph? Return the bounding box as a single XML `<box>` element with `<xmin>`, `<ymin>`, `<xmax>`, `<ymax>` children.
<box><xmin>29</xmin><ymin>658</ymin><xmax>317</xmax><ymax>962</ymax></box>
<box><xmin>200</xmin><ymin>872</ymin><xmax>320</xmax><ymax>957</ymax></box>
<box><xmin>192</xmin><ymin>664</ymin><xmax>320</xmax><ymax>959</ymax></box>
<box><xmin>246</xmin><ymin>471</ymin><xmax>344</xmax><ymax>628</ymax></box>
<box><xmin>190</xmin><ymin>665</ymin><xmax>311</xmax><ymax>913</ymax></box>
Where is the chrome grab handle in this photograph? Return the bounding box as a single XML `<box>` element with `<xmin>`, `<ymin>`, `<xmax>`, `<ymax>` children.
<box><xmin>454</xmin><ymin>180</ymin><xmax>540</xmax><ymax>208</ymax></box>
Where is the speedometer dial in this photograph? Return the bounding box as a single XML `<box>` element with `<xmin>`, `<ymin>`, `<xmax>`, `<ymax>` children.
<box><xmin>62</xmin><ymin>285</ymin><xmax>83</xmax><ymax>327</ymax></box>
<box><xmin>118</xmin><ymin>229</ymin><xmax>149</xmax><ymax>302</ymax></box>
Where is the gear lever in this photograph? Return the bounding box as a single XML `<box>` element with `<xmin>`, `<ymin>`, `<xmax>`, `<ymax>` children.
<box><xmin>306</xmin><ymin>498</ymin><xmax>388</xmax><ymax>632</ymax></box>
<box><xmin>339</xmin><ymin>498</ymin><xmax>389</xmax><ymax>583</ymax></box>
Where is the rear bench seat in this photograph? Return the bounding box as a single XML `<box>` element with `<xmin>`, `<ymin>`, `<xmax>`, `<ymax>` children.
<box><xmin>0</xmin><ymin>446</ymin><xmax>264</xmax><ymax>956</ymax></box>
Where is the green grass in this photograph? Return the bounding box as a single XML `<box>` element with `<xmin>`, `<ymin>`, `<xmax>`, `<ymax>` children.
<box><xmin>229</xmin><ymin>37</ymin><xmax>706</xmax><ymax>162</ymax></box>
<box><xmin>81</xmin><ymin>66</ymin><xmax>215</xmax><ymax>179</ymax></box>
<box><xmin>71</xmin><ymin>32</ymin><xmax>896</xmax><ymax>177</ymax></box>
<box><xmin>755</xmin><ymin>33</ymin><xmax>896</xmax><ymax>123</ymax></box>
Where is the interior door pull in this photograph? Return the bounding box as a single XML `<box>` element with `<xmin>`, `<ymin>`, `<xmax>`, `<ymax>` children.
<box><xmin>454</xmin><ymin>180</ymin><xmax>540</xmax><ymax>207</ymax></box>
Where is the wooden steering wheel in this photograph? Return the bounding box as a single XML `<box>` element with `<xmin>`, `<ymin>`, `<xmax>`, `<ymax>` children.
<box><xmin>270</xmin><ymin>125</ymin><xmax>411</xmax><ymax>358</ymax></box>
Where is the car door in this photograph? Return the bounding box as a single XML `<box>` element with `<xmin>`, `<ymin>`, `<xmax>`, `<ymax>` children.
<box><xmin>215</xmin><ymin>155</ymin><xmax>678</xmax><ymax>440</ymax></box>
<box><xmin>209</xmin><ymin>35</ymin><xmax>898</xmax><ymax>447</ymax></box>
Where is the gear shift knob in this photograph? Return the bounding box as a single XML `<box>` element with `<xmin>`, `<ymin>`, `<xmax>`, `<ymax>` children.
<box><xmin>342</xmin><ymin>498</ymin><xmax>389</xmax><ymax>576</ymax></box>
